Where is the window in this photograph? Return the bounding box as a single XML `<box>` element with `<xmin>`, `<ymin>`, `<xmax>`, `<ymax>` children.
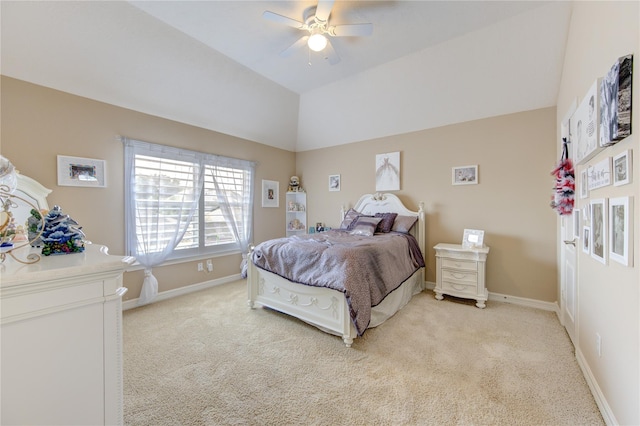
<box><xmin>124</xmin><ymin>139</ymin><xmax>255</xmax><ymax>261</ymax></box>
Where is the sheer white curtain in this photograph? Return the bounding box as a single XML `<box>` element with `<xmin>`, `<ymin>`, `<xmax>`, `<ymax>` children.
<box><xmin>208</xmin><ymin>158</ymin><xmax>254</xmax><ymax>277</ymax></box>
<box><xmin>124</xmin><ymin>139</ymin><xmax>204</xmax><ymax>306</ymax></box>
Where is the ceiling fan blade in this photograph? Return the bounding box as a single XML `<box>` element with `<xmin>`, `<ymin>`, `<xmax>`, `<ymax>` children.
<box><xmin>280</xmin><ymin>35</ymin><xmax>309</xmax><ymax>57</ymax></box>
<box><xmin>262</xmin><ymin>10</ymin><xmax>306</xmax><ymax>30</ymax></box>
<box><xmin>329</xmin><ymin>23</ymin><xmax>373</xmax><ymax>37</ymax></box>
<box><xmin>323</xmin><ymin>39</ymin><xmax>340</xmax><ymax>65</ymax></box>
<box><xmin>315</xmin><ymin>0</ymin><xmax>335</xmax><ymax>23</ymax></box>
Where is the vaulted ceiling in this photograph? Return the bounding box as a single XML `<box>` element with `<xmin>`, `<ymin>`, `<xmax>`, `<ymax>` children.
<box><xmin>1</xmin><ymin>1</ymin><xmax>571</xmax><ymax>151</ymax></box>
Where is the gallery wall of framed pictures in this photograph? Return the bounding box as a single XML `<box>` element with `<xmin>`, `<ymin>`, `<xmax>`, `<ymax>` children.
<box><xmin>565</xmin><ymin>53</ymin><xmax>634</xmax><ymax>268</ymax></box>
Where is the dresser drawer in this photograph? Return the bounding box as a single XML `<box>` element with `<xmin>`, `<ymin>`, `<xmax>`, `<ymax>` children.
<box><xmin>442</xmin><ymin>269</ymin><xmax>477</xmax><ymax>285</ymax></box>
<box><xmin>442</xmin><ymin>258</ymin><xmax>477</xmax><ymax>271</ymax></box>
<box><xmin>441</xmin><ymin>280</ymin><xmax>477</xmax><ymax>297</ymax></box>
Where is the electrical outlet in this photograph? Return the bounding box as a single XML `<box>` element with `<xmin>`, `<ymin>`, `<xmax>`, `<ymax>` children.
<box><xmin>596</xmin><ymin>333</ymin><xmax>602</xmax><ymax>357</ymax></box>
<box><xmin>206</xmin><ymin>259</ymin><xmax>213</xmax><ymax>272</ymax></box>
<box><xmin>197</xmin><ymin>262</ymin><xmax>204</xmax><ymax>272</ymax></box>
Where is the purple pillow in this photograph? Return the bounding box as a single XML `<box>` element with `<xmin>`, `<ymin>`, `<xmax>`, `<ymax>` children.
<box><xmin>374</xmin><ymin>212</ymin><xmax>398</xmax><ymax>233</ymax></box>
<box><xmin>391</xmin><ymin>215</ymin><xmax>418</xmax><ymax>234</ymax></box>
<box><xmin>349</xmin><ymin>216</ymin><xmax>383</xmax><ymax>236</ymax></box>
<box><xmin>339</xmin><ymin>208</ymin><xmax>361</xmax><ymax>230</ymax></box>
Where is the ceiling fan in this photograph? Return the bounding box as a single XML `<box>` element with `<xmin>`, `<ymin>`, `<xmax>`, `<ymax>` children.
<box><xmin>262</xmin><ymin>0</ymin><xmax>373</xmax><ymax>65</ymax></box>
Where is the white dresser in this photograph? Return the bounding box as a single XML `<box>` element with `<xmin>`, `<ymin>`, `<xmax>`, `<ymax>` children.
<box><xmin>0</xmin><ymin>244</ymin><xmax>134</xmax><ymax>425</ymax></box>
<box><xmin>434</xmin><ymin>243</ymin><xmax>490</xmax><ymax>308</ymax></box>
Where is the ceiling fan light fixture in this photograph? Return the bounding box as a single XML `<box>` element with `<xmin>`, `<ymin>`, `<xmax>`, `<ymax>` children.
<box><xmin>308</xmin><ymin>32</ymin><xmax>327</xmax><ymax>52</ymax></box>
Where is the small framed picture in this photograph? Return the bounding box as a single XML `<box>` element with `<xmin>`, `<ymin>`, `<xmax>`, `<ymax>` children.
<box><xmin>609</xmin><ymin>196</ymin><xmax>633</xmax><ymax>266</ymax></box>
<box><xmin>452</xmin><ymin>165</ymin><xmax>478</xmax><ymax>185</ymax></box>
<box><xmin>587</xmin><ymin>157</ymin><xmax>611</xmax><ymax>190</ymax></box>
<box><xmin>590</xmin><ymin>198</ymin><xmax>607</xmax><ymax>264</ymax></box>
<box><xmin>612</xmin><ymin>149</ymin><xmax>632</xmax><ymax>186</ymax></box>
<box><xmin>329</xmin><ymin>174</ymin><xmax>341</xmax><ymax>191</ymax></box>
<box><xmin>462</xmin><ymin>229</ymin><xmax>484</xmax><ymax>249</ymax></box>
<box><xmin>57</xmin><ymin>155</ymin><xmax>106</xmax><ymax>187</ymax></box>
<box><xmin>261</xmin><ymin>179</ymin><xmax>279</xmax><ymax>208</ymax></box>
<box><xmin>582</xmin><ymin>226</ymin><xmax>591</xmax><ymax>254</ymax></box>
<box><xmin>579</xmin><ymin>168</ymin><xmax>589</xmax><ymax>199</ymax></box>
<box><xmin>573</xmin><ymin>209</ymin><xmax>580</xmax><ymax>240</ymax></box>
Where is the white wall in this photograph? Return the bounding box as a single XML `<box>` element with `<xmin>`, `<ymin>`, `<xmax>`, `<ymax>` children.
<box><xmin>1</xmin><ymin>1</ymin><xmax>300</xmax><ymax>151</ymax></box>
<box><xmin>556</xmin><ymin>2</ymin><xmax>639</xmax><ymax>425</ymax></box>
<box><xmin>297</xmin><ymin>2</ymin><xmax>570</xmax><ymax>152</ymax></box>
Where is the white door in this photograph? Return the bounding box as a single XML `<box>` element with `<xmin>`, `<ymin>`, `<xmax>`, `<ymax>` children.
<box><xmin>561</xmin><ymin>214</ymin><xmax>578</xmax><ymax>346</ymax></box>
<box><xmin>559</xmin><ymin>100</ymin><xmax>578</xmax><ymax>347</ymax></box>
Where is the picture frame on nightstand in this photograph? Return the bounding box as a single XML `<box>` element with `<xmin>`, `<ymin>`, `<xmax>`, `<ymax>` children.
<box><xmin>462</xmin><ymin>229</ymin><xmax>484</xmax><ymax>249</ymax></box>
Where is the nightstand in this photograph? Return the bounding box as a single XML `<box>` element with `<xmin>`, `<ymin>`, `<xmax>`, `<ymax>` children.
<box><xmin>434</xmin><ymin>243</ymin><xmax>490</xmax><ymax>308</ymax></box>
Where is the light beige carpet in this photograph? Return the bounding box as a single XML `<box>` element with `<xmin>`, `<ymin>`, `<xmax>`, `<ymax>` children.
<box><xmin>123</xmin><ymin>280</ymin><xmax>603</xmax><ymax>425</ymax></box>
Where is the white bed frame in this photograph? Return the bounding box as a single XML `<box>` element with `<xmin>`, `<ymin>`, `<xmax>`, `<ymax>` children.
<box><xmin>247</xmin><ymin>193</ymin><xmax>426</xmax><ymax>347</ymax></box>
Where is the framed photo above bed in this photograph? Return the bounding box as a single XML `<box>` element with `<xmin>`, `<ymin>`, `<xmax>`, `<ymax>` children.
<box><xmin>375</xmin><ymin>152</ymin><xmax>400</xmax><ymax>191</ymax></box>
<box><xmin>261</xmin><ymin>179</ymin><xmax>279</xmax><ymax>208</ymax></box>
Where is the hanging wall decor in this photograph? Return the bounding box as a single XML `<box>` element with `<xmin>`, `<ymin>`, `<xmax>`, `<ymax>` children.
<box><xmin>600</xmin><ymin>54</ymin><xmax>633</xmax><ymax>146</ymax></box>
<box><xmin>375</xmin><ymin>152</ymin><xmax>400</xmax><ymax>191</ymax></box>
<box><xmin>573</xmin><ymin>79</ymin><xmax>602</xmax><ymax>165</ymax></box>
<box><xmin>550</xmin><ymin>138</ymin><xmax>575</xmax><ymax>215</ymax></box>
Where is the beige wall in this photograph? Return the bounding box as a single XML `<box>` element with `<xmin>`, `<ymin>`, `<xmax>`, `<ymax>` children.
<box><xmin>296</xmin><ymin>107</ymin><xmax>558</xmax><ymax>302</ymax></box>
<box><xmin>2</xmin><ymin>76</ymin><xmax>558</xmax><ymax>303</ymax></box>
<box><xmin>1</xmin><ymin>76</ymin><xmax>295</xmax><ymax>301</ymax></box>
<box><xmin>556</xmin><ymin>2</ymin><xmax>639</xmax><ymax>425</ymax></box>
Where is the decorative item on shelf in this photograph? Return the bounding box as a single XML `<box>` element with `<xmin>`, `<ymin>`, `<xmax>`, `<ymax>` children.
<box><xmin>316</xmin><ymin>222</ymin><xmax>324</xmax><ymax>232</ymax></box>
<box><xmin>288</xmin><ymin>176</ymin><xmax>304</xmax><ymax>192</ymax></box>
<box><xmin>40</xmin><ymin>205</ymin><xmax>86</xmax><ymax>256</ymax></box>
<box><xmin>0</xmin><ymin>155</ymin><xmax>45</xmax><ymax>264</ymax></box>
<box><xmin>288</xmin><ymin>218</ymin><xmax>304</xmax><ymax>231</ymax></box>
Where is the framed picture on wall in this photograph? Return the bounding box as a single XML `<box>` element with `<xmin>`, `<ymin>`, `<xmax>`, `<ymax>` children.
<box><xmin>572</xmin><ymin>79</ymin><xmax>602</xmax><ymax>165</ymax></box>
<box><xmin>57</xmin><ymin>155</ymin><xmax>106</xmax><ymax>187</ymax></box>
<box><xmin>613</xmin><ymin>149</ymin><xmax>632</xmax><ymax>186</ymax></box>
<box><xmin>587</xmin><ymin>157</ymin><xmax>612</xmax><ymax>190</ymax></box>
<box><xmin>590</xmin><ymin>198</ymin><xmax>607</xmax><ymax>265</ymax></box>
<box><xmin>329</xmin><ymin>174</ymin><xmax>341</xmax><ymax>191</ymax></box>
<box><xmin>582</xmin><ymin>226</ymin><xmax>590</xmax><ymax>254</ymax></box>
<box><xmin>452</xmin><ymin>165</ymin><xmax>478</xmax><ymax>185</ymax></box>
<box><xmin>579</xmin><ymin>168</ymin><xmax>589</xmax><ymax>199</ymax></box>
<box><xmin>609</xmin><ymin>196</ymin><xmax>633</xmax><ymax>266</ymax></box>
<box><xmin>600</xmin><ymin>54</ymin><xmax>633</xmax><ymax>146</ymax></box>
<box><xmin>261</xmin><ymin>179</ymin><xmax>279</xmax><ymax>208</ymax></box>
<box><xmin>375</xmin><ymin>152</ymin><xmax>400</xmax><ymax>191</ymax></box>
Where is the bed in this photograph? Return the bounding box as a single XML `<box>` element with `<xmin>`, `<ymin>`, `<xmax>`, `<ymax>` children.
<box><xmin>247</xmin><ymin>193</ymin><xmax>426</xmax><ymax>347</ymax></box>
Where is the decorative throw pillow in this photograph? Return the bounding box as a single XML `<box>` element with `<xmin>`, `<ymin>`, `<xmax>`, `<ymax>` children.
<box><xmin>339</xmin><ymin>208</ymin><xmax>361</xmax><ymax>230</ymax></box>
<box><xmin>349</xmin><ymin>216</ymin><xmax>383</xmax><ymax>237</ymax></box>
<box><xmin>374</xmin><ymin>212</ymin><xmax>398</xmax><ymax>233</ymax></box>
<box><xmin>391</xmin><ymin>215</ymin><xmax>418</xmax><ymax>234</ymax></box>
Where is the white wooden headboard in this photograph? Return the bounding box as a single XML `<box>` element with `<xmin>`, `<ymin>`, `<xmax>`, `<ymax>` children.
<box><xmin>342</xmin><ymin>193</ymin><xmax>426</xmax><ymax>265</ymax></box>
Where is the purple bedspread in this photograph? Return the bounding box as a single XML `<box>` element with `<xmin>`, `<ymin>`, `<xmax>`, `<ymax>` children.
<box><xmin>251</xmin><ymin>229</ymin><xmax>425</xmax><ymax>335</ymax></box>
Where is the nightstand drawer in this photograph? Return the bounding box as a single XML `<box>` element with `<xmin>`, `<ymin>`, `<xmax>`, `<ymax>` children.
<box><xmin>441</xmin><ymin>280</ymin><xmax>477</xmax><ymax>296</ymax></box>
<box><xmin>442</xmin><ymin>269</ymin><xmax>477</xmax><ymax>284</ymax></box>
<box><xmin>442</xmin><ymin>258</ymin><xmax>477</xmax><ymax>271</ymax></box>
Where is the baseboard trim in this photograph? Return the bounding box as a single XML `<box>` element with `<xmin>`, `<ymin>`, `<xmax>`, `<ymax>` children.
<box><xmin>123</xmin><ymin>273</ymin><xmax>243</xmax><ymax>311</ymax></box>
<box><xmin>488</xmin><ymin>291</ymin><xmax>557</xmax><ymax>312</ymax></box>
<box><xmin>575</xmin><ymin>348</ymin><xmax>616</xmax><ymax>425</ymax></box>
<box><xmin>424</xmin><ymin>281</ymin><xmax>557</xmax><ymax>312</ymax></box>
